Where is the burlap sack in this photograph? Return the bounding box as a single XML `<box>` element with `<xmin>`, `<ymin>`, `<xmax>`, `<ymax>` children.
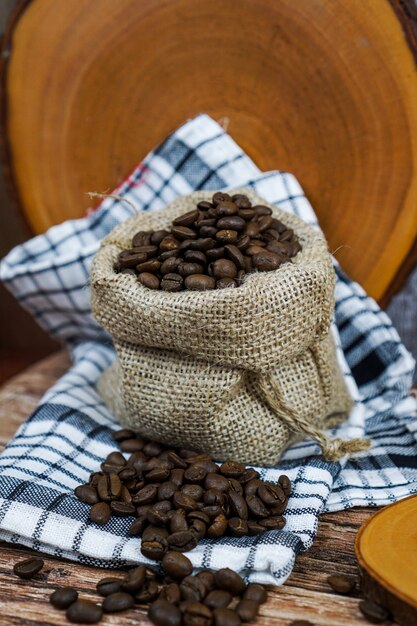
<box><xmin>91</xmin><ymin>189</ymin><xmax>366</xmax><ymax>466</ymax></box>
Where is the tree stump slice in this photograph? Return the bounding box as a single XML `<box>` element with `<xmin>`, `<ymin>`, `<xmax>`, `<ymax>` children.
<box><xmin>355</xmin><ymin>494</ymin><xmax>417</xmax><ymax>626</ymax></box>
<box><xmin>2</xmin><ymin>0</ymin><xmax>417</xmax><ymax>303</ymax></box>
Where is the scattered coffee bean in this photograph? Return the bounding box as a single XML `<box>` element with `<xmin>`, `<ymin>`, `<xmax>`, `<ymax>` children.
<box><xmin>214</xmin><ymin>568</ymin><xmax>246</xmax><ymax>595</ymax></box>
<box><xmin>183</xmin><ymin>602</ymin><xmax>213</xmax><ymax>626</ymax></box>
<box><xmin>235</xmin><ymin>599</ymin><xmax>259</xmax><ymax>622</ymax></box>
<box><xmin>13</xmin><ymin>557</ymin><xmax>44</xmax><ymax>579</ymax></box>
<box><xmin>49</xmin><ymin>587</ymin><xmax>78</xmax><ymax>609</ymax></box>
<box><xmin>204</xmin><ymin>589</ymin><xmax>233</xmax><ymax>609</ymax></box>
<box><xmin>243</xmin><ymin>584</ymin><xmax>267</xmax><ymax>604</ymax></box>
<box><xmin>66</xmin><ymin>599</ymin><xmax>103</xmax><ymax>624</ymax></box>
<box><xmin>122</xmin><ymin>565</ymin><xmax>146</xmax><ymax>593</ymax></box>
<box><xmin>162</xmin><ymin>551</ymin><xmax>193</xmax><ymax>580</ymax></box>
<box><xmin>327</xmin><ymin>573</ymin><xmax>356</xmax><ymax>594</ymax></box>
<box><xmin>102</xmin><ymin>591</ymin><xmax>135</xmax><ymax>612</ymax></box>
<box><xmin>149</xmin><ymin>599</ymin><xmax>182</xmax><ymax>626</ymax></box>
<box><xmin>89</xmin><ymin>502</ymin><xmax>111</xmax><ymax>525</ymax></box>
<box><xmin>96</xmin><ymin>576</ymin><xmax>123</xmax><ymax>596</ymax></box>
<box><xmin>359</xmin><ymin>600</ymin><xmax>390</xmax><ymax>624</ymax></box>
<box><xmin>213</xmin><ymin>607</ymin><xmax>242</xmax><ymax>626</ymax></box>
<box><xmin>115</xmin><ymin>192</ymin><xmax>301</xmax><ymax>290</ymax></box>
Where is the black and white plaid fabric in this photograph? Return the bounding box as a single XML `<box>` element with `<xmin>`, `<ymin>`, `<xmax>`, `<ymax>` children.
<box><xmin>1</xmin><ymin>114</ymin><xmax>416</xmax><ymax>585</ymax></box>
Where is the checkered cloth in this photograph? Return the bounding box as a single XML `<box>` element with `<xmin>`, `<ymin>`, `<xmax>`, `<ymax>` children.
<box><xmin>1</xmin><ymin>114</ymin><xmax>416</xmax><ymax>585</ymax></box>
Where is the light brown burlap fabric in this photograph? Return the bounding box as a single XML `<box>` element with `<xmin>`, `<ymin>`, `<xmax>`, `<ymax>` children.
<box><xmin>91</xmin><ymin>189</ymin><xmax>365</xmax><ymax>466</ymax></box>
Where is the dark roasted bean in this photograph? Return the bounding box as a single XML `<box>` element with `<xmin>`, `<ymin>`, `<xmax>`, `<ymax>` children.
<box><xmin>138</xmin><ymin>272</ymin><xmax>161</xmax><ymax>289</ymax></box>
<box><xmin>204</xmin><ymin>489</ymin><xmax>226</xmax><ymax>507</ymax></box>
<box><xmin>151</xmin><ymin>229</ymin><xmax>170</xmax><ymax>245</ymax></box>
<box><xmin>206</xmin><ymin>246</ymin><xmax>226</xmax><ymax>260</ymax></box>
<box><xmin>129</xmin><ymin>516</ymin><xmax>147</xmax><ymax>536</ymax></box>
<box><xmin>327</xmin><ymin>574</ymin><xmax>356</xmax><ymax>594</ymax></box>
<box><xmin>243</xmin><ymin>583</ymin><xmax>267</xmax><ymax>604</ymax></box>
<box><xmin>66</xmin><ymin>600</ymin><xmax>103</xmax><ymax>624</ymax></box>
<box><xmin>147</xmin><ymin>468</ymin><xmax>171</xmax><ymax>482</ymax></box>
<box><xmin>96</xmin><ymin>577</ymin><xmax>123</xmax><ymax>596</ymax></box>
<box><xmin>207</xmin><ymin>513</ymin><xmax>228</xmax><ymax>538</ymax></box>
<box><xmin>228</xmin><ymin>517</ymin><xmax>248</xmax><ymax>537</ymax></box>
<box><xmin>121</xmin><ymin>438</ymin><xmax>148</xmax><ymax>452</ymax></box>
<box><xmin>173</xmin><ymin>209</ymin><xmax>200</xmax><ymax>227</ymax></box>
<box><xmin>278</xmin><ymin>475</ymin><xmax>292</xmax><ymax>496</ymax></box>
<box><xmin>149</xmin><ymin>599</ymin><xmax>182</xmax><ymax>626</ymax></box>
<box><xmin>172</xmin><ymin>225</ymin><xmax>198</xmax><ymax>240</ymax></box>
<box><xmin>162</xmin><ymin>551</ymin><xmax>193</xmax><ymax>580</ymax></box>
<box><xmin>189</xmin><ymin>518</ymin><xmax>207</xmax><ymax>539</ymax></box>
<box><xmin>214</xmin><ymin>568</ymin><xmax>245</xmax><ymax>595</ymax></box>
<box><xmin>215</xmin><ymin>229</ymin><xmax>238</xmax><ymax>245</ymax></box>
<box><xmin>258</xmin><ymin>483</ymin><xmax>286</xmax><ymax>505</ymax></box>
<box><xmin>110</xmin><ymin>501</ymin><xmax>136</xmax><ymax>516</ymax></box>
<box><xmin>204</xmin><ymin>589</ymin><xmax>233</xmax><ymax>610</ymax></box>
<box><xmin>253</xmin><ymin>205</ymin><xmax>273</xmax><ymax>216</ymax></box>
<box><xmin>180</xmin><ymin>575</ymin><xmax>206</xmax><ymax>602</ymax></box>
<box><xmin>244</xmin><ymin>479</ymin><xmax>262</xmax><ymax>497</ymax></box>
<box><xmin>168</xmin><ymin>530</ymin><xmax>198</xmax><ymax>552</ymax></box>
<box><xmin>135</xmin><ymin>484</ymin><xmax>158</xmax><ymax>505</ymax></box>
<box><xmin>252</xmin><ymin>250</ymin><xmax>282</xmax><ymax>271</ymax></box>
<box><xmin>235</xmin><ymin>599</ymin><xmax>259</xmax><ymax>622</ymax></box>
<box><xmin>74</xmin><ymin>484</ymin><xmax>99</xmax><ymax>505</ymax></box>
<box><xmin>246</xmin><ymin>495</ymin><xmax>270</xmax><ymax>518</ymax></box>
<box><xmin>159</xmin><ymin>582</ymin><xmax>181</xmax><ymax>604</ymax></box>
<box><xmin>49</xmin><ymin>587</ymin><xmax>78</xmax><ymax>609</ymax></box>
<box><xmin>258</xmin><ymin>516</ymin><xmax>285</xmax><ymax>530</ymax></box>
<box><xmin>132</xmin><ymin>231</ymin><xmax>152</xmax><ymax>247</ymax></box>
<box><xmin>213</xmin><ymin>607</ymin><xmax>241</xmax><ymax>626</ymax></box>
<box><xmin>228</xmin><ymin>492</ymin><xmax>248</xmax><ymax>520</ymax></box>
<box><xmin>217</xmin><ymin>277</ymin><xmax>237</xmax><ymax>289</ymax></box>
<box><xmin>173</xmin><ymin>491</ymin><xmax>199</xmax><ymax>512</ymax></box>
<box><xmin>239</xmin><ymin>468</ymin><xmax>260</xmax><ymax>484</ymax></box>
<box><xmin>205</xmin><ymin>473</ymin><xmax>229</xmax><ymax>492</ymax></box>
<box><xmin>184</xmin><ymin>464</ymin><xmax>207</xmax><ymax>483</ymax></box>
<box><xmin>183</xmin><ymin>602</ymin><xmax>213</xmax><ymax>626</ymax></box>
<box><xmin>197</xmin><ymin>571</ymin><xmax>215</xmax><ymax>594</ymax></box>
<box><xmin>185</xmin><ymin>274</ymin><xmax>216</xmax><ymax>290</ymax></box>
<box><xmin>359</xmin><ymin>600</ymin><xmax>390</xmax><ymax>624</ymax></box>
<box><xmin>181</xmin><ymin>484</ymin><xmax>204</xmax><ymax>501</ymax></box>
<box><xmin>121</xmin><ymin>565</ymin><xmax>147</xmax><ymax>593</ymax></box>
<box><xmin>171</xmin><ymin>509</ymin><xmax>189</xmax><ymax>533</ymax></box>
<box><xmin>246</xmin><ymin>521</ymin><xmax>265</xmax><ymax>535</ymax></box>
<box><xmin>136</xmin><ymin>578</ymin><xmax>160</xmax><ymax>603</ymax></box>
<box><xmin>147</xmin><ymin>506</ymin><xmax>170</xmax><ymax>527</ymax></box>
<box><xmin>220</xmin><ymin>460</ymin><xmax>245</xmax><ymax>478</ymax></box>
<box><xmin>102</xmin><ymin>591</ymin><xmax>135</xmax><ymax>613</ymax></box>
<box><xmin>217</xmin><ymin>216</ymin><xmax>246</xmax><ymax>231</ymax></box>
<box><xmin>89</xmin><ymin>502</ymin><xmax>111</xmax><ymax>525</ymax></box>
<box><xmin>137</xmin><ymin>259</ymin><xmax>162</xmax><ymax>273</ymax></box>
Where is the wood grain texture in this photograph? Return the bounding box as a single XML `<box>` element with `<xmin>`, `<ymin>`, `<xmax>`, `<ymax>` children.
<box><xmin>0</xmin><ymin>351</ymin><xmax>394</xmax><ymax>624</ymax></box>
<box><xmin>2</xmin><ymin>0</ymin><xmax>417</xmax><ymax>303</ymax></box>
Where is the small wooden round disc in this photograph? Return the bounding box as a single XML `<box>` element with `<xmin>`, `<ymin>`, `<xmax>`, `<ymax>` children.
<box><xmin>356</xmin><ymin>494</ymin><xmax>417</xmax><ymax>622</ymax></box>
<box><xmin>3</xmin><ymin>0</ymin><xmax>417</xmax><ymax>301</ymax></box>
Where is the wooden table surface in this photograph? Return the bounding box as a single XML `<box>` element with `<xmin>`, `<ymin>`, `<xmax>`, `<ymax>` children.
<box><xmin>0</xmin><ymin>351</ymin><xmax>389</xmax><ymax>626</ymax></box>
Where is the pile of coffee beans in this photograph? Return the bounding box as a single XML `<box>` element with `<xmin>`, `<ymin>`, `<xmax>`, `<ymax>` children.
<box><xmin>74</xmin><ymin>429</ymin><xmax>291</xmax><ymax>560</ymax></box>
<box><xmin>114</xmin><ymin>192</ymin><xmax>302</xmax><ymax>291</ymax></box>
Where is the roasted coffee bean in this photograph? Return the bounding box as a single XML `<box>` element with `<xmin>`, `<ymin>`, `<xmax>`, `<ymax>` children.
<box><xmin>49</xmin><ymin>587</ymin><xmax>78</xmax><ymax>609</ymax></box>
<box><xmin>232</xmin><ymin>194</ymin><xmax>251</xmax><ymax>208</ymax></box>
<box><xmin>215</xmin><ymin>229</ymin><xmax>238</xmax><ymax>245</ymax></box>
<box><xmin>185</xmin><ymin>274</ymin><xmax>216</xmax><ymax>290</ymax></box>
<box><xmin>228</xmin><ymin>517</ymin><xmax>248</xmax><ymax>537</ymax></box>
<box><xmin>289</xmin><ymin>621</ymin><xmax>314</xmax><ymax>626</ymax></box>
<box><xmin>174</xmin><ymin>209</ymin><xmax>200</xmax><ymax>227</ymax></box>
<box><xmin>118</xmin><ymin>467</ymin><xmax>137</xmax><ymax>482</ymax></box>
<box><xmin>137</xmin><ymin>259</ymin><xmax>162</xmax><ymax>273</ymax></box>
<box><xmin>178</xmin><ymin>262</ymin><xmax>205</xmax><ymax>277</ymax></box>
<box><xmin>66</xmin><ymin>600</ymin><xmax>103</xmax><ymax>624</ymax></box>
<box><xmin>213</xmin><ymin>607</ymin><xmax>241</xmax><ymax>626</ymax></box>
<box><xmin>278</xmin><ymin>474</ymin><xmax>291</xmax><ymax>496</ymax></box>
<box><xmin>189</xmin><ymin>518</ymin><xmax>207</xmax><ymax>539</ymax></box>
<box><xmin>258</xmin><ymin>483</ymin><xmax>285</xmax><ymax>505</ymax></box>
<box><xmin>327</xmin><ymin>574</ymin><xmax>356</xmax><ymax>594</ymax></box>
<box><xmin>181</xmin><ymin>484</ymin><xmax>204</xmax><ymax>501</ymax></box>
<box><xmin>168</xmin><ymin>530</ymin><xmax>198</xmax><ymax>552</ymax></box>
<box><xmin>254</xmin><ymin>205</ymin><xmax>273</xmax><ymax>216</ymax></box>
<box><xmin>74</xmin><ymin>484</ymin><xmax>99</xmax><ymax>505</ymax></box>
<box><xmin>180</xmin><ymin>575</ymin><xmax>206</xmax><ymax>602</ymax></box>
<box><xmin>159</xmin><ymin>582</ymin><xmax>181</xmax><ymax>604</ymax></box>
<box><xmin>147</xmin><ymin>468</ymin><xmax>171</xmax><ymax>482</ymax></box>
<box><xmin>239</xmin><ymin>468</ymin><xmax>260</xmax><ymax>484</ymax></box>
<box><xmin>132</xmin><ymin>231</ymin><xmax>152</xmax><ymax>247</ymax></box>
<box><xmin>173</xmin><ymin>491</ymin><xmax>199</xmax><ymax>512</ymax></box>
<box><xmin>184</xmin><ymin>250</ymin><xmax>207</xmax><ymax>266</ymax></box>
<box><xmin>197</xmin><ymin>201</ymin><xmax>213</xmax><ymax>211</ymax></box>
<box><xmin>135</xmin><ymin>484</ymin><xmax>158</xmax><ymax>505</ymax></box>
<box><xmin>224</xmin><ymin>244</ymin><xmax>244</xmax><ymax>269</ymax></box>
<box><xmin>238</xmin><ymin>208</ymin><xmax>255</xmax><ymax>219</ymax></box>
<box><xmin>258</xmin><ymin>215</ymin><xmax>273</xmax><ymax>232</ymax></box>
<box><xmin>110</xmin><ymin>501</ymin><xmax>136</xmax><ymax>516</ymax></box>
<box><xmin>117</xmin><ymin>251</ymin><xmax>147</xmax><ymax>269</ymax></box>
<box><xmin>235</xmin><ymin>599</ymin><xmax>259</xmax><ymax>622</ymax></box>
<box><xmin>170</xmin><ymin>468</ymin><xmax>185</xmax><ymax>487</ymax></box>
<box><xmin>183</xmin><ymin>602</ymin><xmax>213</xmax><ymax>626</ymax></box>
<box><xmin>151</xmin><ymin>229</ymin><xmax>170</xmax><ymax>245</ymax></box>
<box><xmin>142</xmin><ymin>526</ymin><xmax>169</xmax><ymax>560</ymax></box>
<box><xmin>120</xmin><ymin>437</ymin><xmax>148</xmax><ymax>452</ymax></box>
<box><xmin>217</xmin><ymin>216</ymin><xmax>246</xmax><ymax>231</ymax></box>
<box><xmin>136</xmin><ymin>578</ymin><xmax>160</xmax><ymax>603</ymax></box>
<box><xmin>246</xmin><ymin>521</ymin><xmax>265</xmax><ymax>535</ymax></box>
<box><xmin>359</xmin><ymin>600</ymin><xmax>390</xmax><ymax>624</ymax></box>
<box><xmin>160</xmin><ymin>235</ymin><xmax>180</xmax><ymax>252</ymax></box>
<box><xmin>258</xmin><ymin>516</ymin><xmax>285</xmax><ymax>530</ymax></box>
<box><xmin>162</xmin><ymin>551</ymin><xmax>193</xmax><ymax>580</ymax></box>
<box><xmin>112</xmin><ymin>428</ymin><xmax>136</xmax><ymax>442</ymax></box>
<box><xmin>172</xmin><ymin>225</ymin><xmax>198</xmax><ymax>241</ymax></box>
<box><xmin>243</xmin><ymin>583</ymin><xmax>267</xmax><ymax>604</ymax></box>
<box><xmin>139</xmin><ymin>272</ymin><xmax>160</xmax><ymax>288</ymax></box>
<box><xmin>89</xmin><ymin>502</ymin><xmax>111</xmax><ymax>524</ymax></box>
<box><xmin>220</xmin><ymin>460</ymin><xmax>244</xmax><ymax>478</ymax></box>
<box><xmin>160</xmin><ymin>256</ymin><xmax>179</xmax><ymax>274</ymax></box>
<box><xmin>197</xmin><ymin>571</ymin><xmax>215</xmax><ymax>594</ymax></box>
<box><xmin>244</xmin><ymin>479</ymin><xmax>262</xmax><ymax>497</ymax></box>
<box><xmin>200</xmin><ymin>505</ymin><xmax>224</xmax><ymax>519</ymax></box>
<box><xmin>156</xmin><ymin>481</ymin><xmax>177</xmax><ymax>500</ymax></box>
<box><xmin>121</xmin><ymin>565</ymin><xmax>146</xmax><ymax>593</ymax></box>
<box><xmin>189</xmin><ymin>237</ymin><xmax>216</xmax><ymax>251</ymax></box>
<box><xmin>102</xmin><ymin>591</ymin><xmax>135</xmax><ymax>613</ymax></box>
<box><xmin>204</xmin><ymin>590</ymin><xmax>233</xmax><ymax>610</ymax></box>
<box><xmin>199</xmin><ymin>225</ymin><xmax>217</xmax><ymax>238</ymax></box>
<box><xmin>171</xmin><ymin>508</ymin><xmax>189</xmax><ymax>533</ymax></box>
<box><xmin>227</xmin><ymin>478</ymin><xmax>243</xmax><ymax>495</ymax></box>
<box><xmin>252</xmin><ymin>250</ymin><xmax>282</xmax><ymax>271</ymax></box>
<box><xmin>217</xmin><ymin>277</ymin><xmax>237</xmax><ymax>289</ymax></box>
<box><xmin>206</xmin><ymin>246</ymin><xmax>226</xmax><ymax>260</ymax></box>
<box><xmin>246</xmin><ymin>495</ymin><xmax>270</xmax><ymax>518</ymax></box>
<box><xmin>97</xmin><ymin>474</ymin><xmax>111</xmax><ymax>501</ymax></box>
<box><xmin>214</xmin><ymin>568</ymin><xmax>245</xmax><ymax>595</ymax></box>
<box><xmin>207</xmin><ymin>513</ymin><xmax>228</xmax><ymax>538</ymax></box>
<box><xmin>149</xmin><ymin>599</ymin><xmax>182</xmax><ymax>626</ymax></box>
<box><xmin>184</xmin><ymin>464</ymin><xmax>207</xmax><ymax>483</ymax></box>
<box><xmin>205</xmin><ymin>473</ymin><xmax>229</xmax><ymax>492</ymax></box>
<box><xmin>160</xmin><ymin>273</ymin><xmax>183</xmax><ymax>292</ymax></box>
<box><xmin>204</xmin><ymin>489</ymin><xmax>226</xmax><ymax>507</ymax></box>
<box><xmin>96</xmin><ymin>577</ymin><xmax>123</xmax><ymax>596</ymax></box>
<box><xmin>280</xmin><ymin>228</ymin><xmax>294</xmax><ymax>242</ymax></box>
<box><xmin>147</xmin><ymin>506</ymin><xmax>170</xmax><ymax>527</ymax></box>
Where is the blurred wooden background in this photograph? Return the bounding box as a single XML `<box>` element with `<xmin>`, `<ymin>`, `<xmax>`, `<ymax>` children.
<box><xmin>0</xmin><ymin>1</ymin><xmax>58</xmax><ymax>384</ymax></box>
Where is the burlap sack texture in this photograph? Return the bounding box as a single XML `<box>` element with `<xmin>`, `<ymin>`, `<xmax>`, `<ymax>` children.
<box><xmin>92</xmin><ymin>189</ymin><xmax>368</xmax><ymax>466</ymax></box>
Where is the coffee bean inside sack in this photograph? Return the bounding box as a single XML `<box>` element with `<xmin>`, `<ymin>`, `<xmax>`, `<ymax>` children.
<box><xmin>74</xmin><ymin>430</ymin><xmax>291</xmax><ymax>562</ymax></box>
<box><xmin>114</xmin><ymin>192</ymin><xmax>302</xmax><ymax>291</ymax></box>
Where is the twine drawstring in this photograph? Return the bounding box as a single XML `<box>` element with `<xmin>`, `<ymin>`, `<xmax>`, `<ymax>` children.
<box><xmin>256</xmin><ymin>374</ymin><xmax>371</xmax><ymax>462</ymax></box>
